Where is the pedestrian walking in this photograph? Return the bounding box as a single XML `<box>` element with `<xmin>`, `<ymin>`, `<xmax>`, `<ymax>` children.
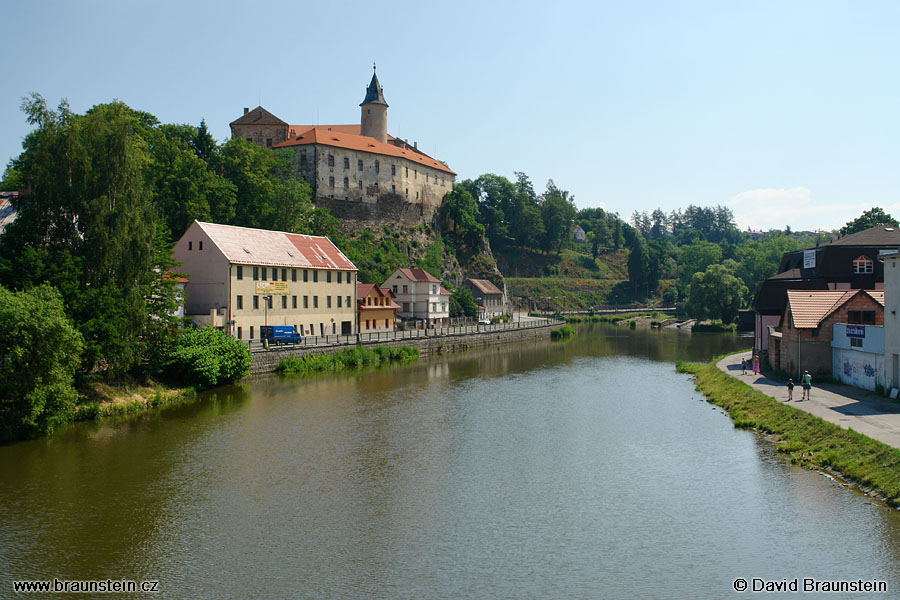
<box><xmin>741</xmin><ymin>358</ymin><xmax>747</xmax><ymax>375</ymax></box>
<box><xmin>801</xmin><ymin>370</ymin><xmax>812</xmax><ymax>401</ymax></box>
<box><xmin>752</xmin><ymin>354</ymin><xmax>760</xmax><ymax>375</ymax></box>
<box><xmin>787</xmin><ymin>378</ymin><xmax>794</xmax><ymax>401</ymax></box>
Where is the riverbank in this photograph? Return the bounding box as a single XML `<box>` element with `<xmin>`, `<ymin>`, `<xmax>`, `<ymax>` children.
<box><xmin>73</xmin><ymin>377</ymin><xmax>195</xmax><ymax>422</ymax></box>
<box><xmin>677</xmin><ymin>358</ymin><xmax>900</xmax><ymax>509</ymax></box>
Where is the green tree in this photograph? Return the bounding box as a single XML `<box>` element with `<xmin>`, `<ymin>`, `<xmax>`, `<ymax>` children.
<box><xmin>685</xmin><ymin>264</ymin><xmax>748</xmax><ymax>324</ymax></box>
<box><xmin>676</xmin><ymin>239</ymin><xmax>723</xmax><ymax>296</ymax></box>
<box><xmin>0</xmin><ymin>95</ymin><xmax>181</xmax><ymax>375</ymax></box>
<box><xmin>539</xmin><ymin>180</ymin><xmax>576</xmax><ymax>254</ymax></box>
<box><xmin>840</xmin><ymin>207</ymin><xmax>899</xmax><ymax>236</ymax></box>
<box><xmin>157</xmin><ymin>326</ymin><xmax>251</xmax><ymax>390</ymax></box>
<box><xmin>627</xmin><ymin>238</ymin><xmax>649</xmax><ymax>299</ymax></box>
<box><xmin>735</xmin><ymin>234</ymin><xmax>806</xmax><ymax>296</ymax></box>
<box><xmin>442</xmin><ymin>185</ymin><xmax>485</xmax><ymax>253</ymax></box>
<box><xmin>0</xmin><ymin>284</ymin><xmax>83</xmax><ymax>440</ymax></box>
<box><xmin>449</xmin><ymin>286</ymin><xmax>479</xmax><ymax>319</ymax></box>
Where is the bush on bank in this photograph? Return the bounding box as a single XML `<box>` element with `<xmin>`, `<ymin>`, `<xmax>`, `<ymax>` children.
<box><xmin>156</xmin><ymin>326</ymin><xmax>251</xmax><ymax>390</ymax></box>
<box><xmin>551</xmin><ymin>325</ymin><xmax>577</xmax><ymax>340</ymax></box>
<box><xmin>276</xmin><ymin>345</ymin><xmax>419</xmax><ymax>374</ymax></box>
<box><xmin>677</xmin><ymin>359</ymin><xmax>900</xmax><ymax>507</ymax></box>
<box><xmin>0</xmin><ymin>284</ymin><xmax>84</xmax><ymax>440</ymax></box>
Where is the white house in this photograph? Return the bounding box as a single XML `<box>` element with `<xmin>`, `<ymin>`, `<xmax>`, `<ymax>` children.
<box><xmin>883</xmin><ymin>252</ymin><xmax>900</xmax><ymax>392</ymax></box>
<box><xmin>382</xmin><ymin>267</ymin><xmax>449</xmax><ymax>326</ymax></box>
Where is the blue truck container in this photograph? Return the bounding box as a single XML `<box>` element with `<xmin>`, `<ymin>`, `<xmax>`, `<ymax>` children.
<box><xmin>260</xmin><ymin>325</ymin><xmax>302</xmax><ymax>345</ymax></box>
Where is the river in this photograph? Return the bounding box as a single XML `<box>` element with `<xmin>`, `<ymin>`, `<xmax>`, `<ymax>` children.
<box><xmin>2</xmin><ymin>324</ymin><xmax>899</xmax><ymax>599</ymax></box>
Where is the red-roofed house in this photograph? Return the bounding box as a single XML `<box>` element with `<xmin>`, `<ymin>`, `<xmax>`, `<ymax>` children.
<box><xmin>357</xmin><ymin>283</ymin><xmax>399</xmax><ymax>333</ymax></box>
<box><xmin>382</xmin><ymin>268</ymin><xmax>449</xmax><ymax>326</ymax></box>
<box><xmin>230</xmin><ymin>68</ymin><xmax>455</xmax><ymax>215</ymax></box>
<box><xmin>174</xmin><ymin>221</ymin><xmax>358</xmax><ymax>340</ymax></box>
<box><xmin>770</xmin><ymin>289</ymin><xmax>884</xmax><ymax>379</ymax></box>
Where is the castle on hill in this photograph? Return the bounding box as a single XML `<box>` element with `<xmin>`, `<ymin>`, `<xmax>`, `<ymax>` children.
<box><xmin>230</xmin><ymin>68</ymin><xmax>455</xmax><ymax>224</ymax></box>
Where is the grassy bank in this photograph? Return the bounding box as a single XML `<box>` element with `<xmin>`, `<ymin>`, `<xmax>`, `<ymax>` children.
<box><xmin>550</xmin><ymin>325</ymin><xmax>577</xmax><ymax>340</ymax></box>
<box><xmin>276</xmin><ymin>345</ymin><xmax>419</xmax><ymax>374</ymax></box>
<box><xmin>563</xmin><ymin>311</ymin><xmax>670</xmax><ymax>324</ymax></box>
<box><xmin>691</xmin><ymin>321</ymin><xmax>737</xmax><ymax>333</ymax></box>
<box><xmin>73</xmin><ymin>377</ymin><xmax>195</xmax><ymax>421</ymax></box>
<box><xmin>677</xmin><ymin>359</ymin><xmax>900</xmax><ymax>507</ymax></box>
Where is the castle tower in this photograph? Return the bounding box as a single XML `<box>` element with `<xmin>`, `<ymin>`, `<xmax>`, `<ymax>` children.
<box><xmin>360</xmin><ymin>65</ymin><xmax>388</xmax><ymax>144</ymax></box>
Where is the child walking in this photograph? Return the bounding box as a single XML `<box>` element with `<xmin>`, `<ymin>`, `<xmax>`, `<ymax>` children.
<box><xmin>787</xmin><ymin>378</ymin><xmax>794</xmax><ymax>401</ymax></box>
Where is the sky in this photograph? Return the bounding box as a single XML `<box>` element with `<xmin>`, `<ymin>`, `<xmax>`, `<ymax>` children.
<box><xmin>2</xmin><ymin>0</ymin><xmax>899</xmax><ymax>233</ymax></box>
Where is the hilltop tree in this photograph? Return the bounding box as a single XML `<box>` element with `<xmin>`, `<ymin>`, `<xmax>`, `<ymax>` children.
<box><xmin>840</xmin><ymin>207</ymin><xmax>899</xmax><ymax>236</ymax></box>
<box><xmin>540</xmin><ymin>180</ymin><xmax>576</xmax><ymax>254</ymax></box>
<box><xmin>627</xmin><ymin>237</ymin><xmax>649</xmax><ymax>299</ymax></box>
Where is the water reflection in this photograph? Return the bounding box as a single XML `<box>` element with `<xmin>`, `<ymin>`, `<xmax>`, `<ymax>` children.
<box><xmin>3</xmin><ymin>326</ymin><xmax>900</xmax><ymax>599</ymax></box>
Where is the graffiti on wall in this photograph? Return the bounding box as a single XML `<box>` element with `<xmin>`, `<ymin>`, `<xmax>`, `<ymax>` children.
<box><xmin>837</xmin><ymin>352</ymin><xmax>882</xmax><ymax>391</ymax></box>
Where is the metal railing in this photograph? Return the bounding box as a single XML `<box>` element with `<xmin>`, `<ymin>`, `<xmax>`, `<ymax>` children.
<box><xmin>248</xmin><ymin>317</ymin><xmax>561</xmax><ymax>352</ymax></box>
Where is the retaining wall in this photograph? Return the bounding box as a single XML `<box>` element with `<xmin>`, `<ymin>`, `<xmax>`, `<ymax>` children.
<box><xmin>250</xmin><ymin>322</ymin><xmax>563</xmax><ymax>374</ymax></box>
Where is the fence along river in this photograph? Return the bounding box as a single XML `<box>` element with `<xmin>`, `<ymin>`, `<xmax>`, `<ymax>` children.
<box><xmin>2</xmin><ymin>324</ymin><xmax>900</xmax><ymax>599</ymax></box>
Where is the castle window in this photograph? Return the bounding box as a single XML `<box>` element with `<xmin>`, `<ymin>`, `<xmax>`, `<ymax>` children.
<box><xmin>405</xmin><ymin>167</ymin><xmax>409</xmax><ymax>177</ymax></box>
<box><xmin>392</xmin><ymin>185</ymin><xmax>396</xmax><ymax>194</ymax></box>
<box><xmin>442</xmin><ymin>177</ymin><xmax>445</xmax><ymax>186</ymax></box>
<box><xmin>375</xmin><ymin>160</ymin><xmax>380</xmax><ymax>173</ymax></box>
<box><xmin>328</xmin><ymin>154</ymin><xmax>335</xmax><ymax>167</ymax></box>
<box><xmin>358</xmin><ymin>180</ymin><xmax>363</xmax><ymax>190</ymax></box>
<box><xmin>391</xmin><ymin>164</ymin><xmax>396</xmax><ymax>176</ymax></box>
<box><xmin>300</xmin><ymin>153</ymin><xmax>307</xmax><ymax>166</ymax></box>
<box><xmin>329</xmin><ymin>176</ymin><xmax>335</xmax><ymax>188</ymax></box>
<box><xmin>416</xmin><ymin>191</ymin><xmax>419</xmax><ymax>199</ymax></box>
<box><xmin>358</xmin><ymin>159</ymin><xmax>363</xmax><ymax>171</ymax></box>
<box><xmin>426</xmin><ymin>174</ymin><xmax>429</xmax><ymax>183</ymax></box>
<box><xmin>266</xmin><ymin>138</ymin><xmax>272</xmax><ymax>148</ymax></box>
<box><xmin>344</xmin><ymin>177</ymin><xmax>349</xmax><ymax>189</ymax></box>
<box><xmin>414</xmin><ymin>169</ymin><xmax>417</xmax><ymax>179</ymax></box>
<box><xmin>853</xmin><ymin>255</ymin><xmax>873</xmax><ymax>274</ymax></box>
<box><xmin>344</xmin><ymin>157</ymin><xmax>350</xmax><ymax>169</ymax></box>
<box><xmin>405</xmin><ymin>188</ymin><xmax>408</xmax><ymax>196</ymax></box>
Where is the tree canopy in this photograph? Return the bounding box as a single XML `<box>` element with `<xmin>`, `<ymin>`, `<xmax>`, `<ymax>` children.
<box><xmin>840</xmin><ymin>207</ymin><xmax>899</xmax><ymax>236</ymax></box>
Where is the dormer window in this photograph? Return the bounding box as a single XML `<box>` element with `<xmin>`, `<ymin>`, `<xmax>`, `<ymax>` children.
<box><xmin>853</xmin><ymin>255</ymin><xmax>873</xmax><ymax>274</ymax></box>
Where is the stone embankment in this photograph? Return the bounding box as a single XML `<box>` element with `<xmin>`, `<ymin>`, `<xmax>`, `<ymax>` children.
<box><xmin>250</xmin><ymin>321</ymin><xmax>563</xmax><ymax>374</ymax></box>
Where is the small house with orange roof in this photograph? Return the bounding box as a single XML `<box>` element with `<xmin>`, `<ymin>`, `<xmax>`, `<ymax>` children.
<box><xmin>357</xmin><ymin>283</ymin><xmax>399</xmax><ymax>333</ymax></box>
<box><xmin>771</xmin><ymin>289</ymin><xmax>884</xmax><ymax>381</ymax></box>
<box><xmin>382</xmin><ymin>267</ymin><xmax>450</xmax><ymax>327</ymax></box>
<box><xmin>463</xmin><ymin>278</ymin><xmax>506</xmax><ymax>320</ymax></box>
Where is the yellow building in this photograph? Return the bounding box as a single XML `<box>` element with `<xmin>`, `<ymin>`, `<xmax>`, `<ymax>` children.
<box><xmin>174</xmin><ymin>221</ymin><xmax>358</xmax><ymax>340</ymax></box>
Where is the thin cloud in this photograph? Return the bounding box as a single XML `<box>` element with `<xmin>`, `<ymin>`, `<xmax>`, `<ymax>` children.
<box><xmin>726</xmin><ymin>188</ymin><xmax>895</xmax><ymax>232</ymax></box>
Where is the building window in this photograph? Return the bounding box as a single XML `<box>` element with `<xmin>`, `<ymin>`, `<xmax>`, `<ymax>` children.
<box><xmin>414</xmin><ymin>169</ymin><xmax>417</xmax><ymax>179</ymax></box>
<box><xmin>303</xmin><ymin>269</ymin><xmax>308</xmax><ymax>282</ymax></box>
<box><xmin>346</xmin><ymin>295</ymin><xmax>351</xmax><ymax>307</ymax></box>
<box><xmin>328</xmin><ymin>154</ymin><xmax>335</xmax><ymax>167</ymax></box>
<box><xmin>853</xmin><ymin>255</ymin><xmax>873</xmax><ymax>274</ymax></box>
<box><xmin>250</xmin><ymin>326</ymin><xmax>254</xmax><ymax>339</ymax></box>
<box><xmin>237</xmin><ymin>295</ymin><xmax>243</xmax><ymax>310</ymax></box>
<box><xmin>426</xmin><ymin>174</ymin><xmax>429</xmax><ymax>183</ymax></box>
<box><xmin>292</xmin><ymin>269</ymin><xmax>297</xmax><ymax>282</ymax></box>
<box><xmin>272</xmin><ymin>269</ymin><xmax>278</xmax><ymax>282</ymax></box>
<box><xmin>432</xmin><ymin>285</ymin><xmax>437</xmax><ymax>294</ymax></box>
<box><xmin>313</xmin><ymin>270</ymin><xmax>318</xmax><ymax>283</ymax></box>
<box><xmin>304</xmin><ymin>296</ymin><xmax>308</xmax><ymax>308</ymax></box>
<box><xmin>848</xmin><ymin>310</ymin><xmax>876</xmax><ymax>325</ymax></box>
<box><xmin>313</xmin><ymin>296</ymin><xmax>318</xmax><ymax>308</ymax></box>
<box><xmin>266</xmin><ymin>138</ymin><xmax>272</xmax><ymax>148</ymax></box>
<box><xmin>329</xmin><ymin>176</ymin><xmax>335</xmax><ymax>188</ymax></box>
<box><xmin>327</xmin><ymin>271</ymin><xmax>332</xmax><ymax>283</ymax></box>
<box><xmin>405</xmin><ymin>166</ymin><xmax>409</xmax><ymax>177</ymax></box>
<box><xmin>391</xmin><ymin>164</ymin><xmax>396</xmax><ymax>176</ymax></box>
<box><xmin>851</xmin><ymin>337</ymin><xmax>863</xmax><ymax>348</ymax></box>
<box><xmin>392</xmin><ymin>285</ymin><xmax>397</xmax><ymax>293</ymax></box>
<box><xmin>366</xmin><ymin>319</ymin><xmax>370</xmax><ymax>330</ymax></box>
<box><xmin>344</xmin><ymin>177</ymin><xmax>349</xmax><ymax>189</ymax></box>
<box><xmin>237</xmin><ymin>326</ymin><xmax>242</xmax><ymax>339</ymax></box>
<box><xmin>199</xmin><ymin>241</ymin><xmax>202</xmax><ymax>250</ymax></box>
<box><xmin>337</xmin><ymin>295</ymin><xmax>342</xmax><ymax>308</ymax></box>
<box><xmin>358</xmin><ymin>159</ymin><xmax>363</xmax><ymax>171</ymax></box>
<box><xmin>266</xmin><ymin>296</ymin><xmax>273</xmax><ymax>309</ymax></box>
<box><xmin>281</xmin><ymin>269</ymin><xmax>286</xmax><ymax>281</ymax></box>
<box><xmin>253</xmin><ymin>296</ymin><xmax>259</xmax><ymax>309</ymax></box>
<box><xmin>337</xmin><ymin>272</ymin><xmax>342</xmax><ymax>284</ymax></box>
<box><xmin>300</xmin><ymin>153</ymin><xmax>307</xmax><ymax>166</ymax></box>
<box><xmin>344</xmin><ymin>157</ymin><xmax>350</xmax><ymax>169</ymax></box>
<box><xmin>416</xmin><ymin>191</ymin><xmax>419</xmax><ymax>200</ymax></box>
<box><xmin>282</xmin><ymin>296</ymin><xmax>287</xmax><ymax>309</ymax></box>
<box><xmin>392</xmin><ymin>185</ymin><xmax>396</xmax><ymax>193</ymax></box>
<box><xmin>188</xmin><ymin>241</ymin><xmax>192</xmax><ymax>250</ymax></box>
<box><xmin>375</xmin><ymin>160</ymin><xmax>380</xmax><ymax>173</ymax></box>
<box><xmin>432</xmin><ymin>302</ymin><xmax>436</xmax><ymax>312</ymax></box>
<box><xmin>402</xmin><ymin>285</ymin><xmax>408</xmax><ymax>294</ymax></box>
<box><xmin>236</xmin><ymin>265</ymin><xmax>243</xmax><ymax>280</ymax></box>
<box><xmin>292</xmin><ymin>295</ymin><xmax>297</xmax><ymax>309</ymax></box>
<box><xmin>253</xmin><ymin>267</ymin><xmax>259</xmax><ymax>280</ymax></box>
<box><xmin>327</xmin><ymin>296</ymin><xmax>332</xmax><ymax>308</ymax></box>
<box><xmin>405</xmin><ymin>188</ymin><xmax>408</xmax><ymax>196</ymax></box>
<box><xmin>261</xmin><ymin>268</ymin><xmax>267</xmax><ymax>281</ymax></box>
<box><xmin>358</xmin><ymin>180</ymin><xmax>363</xmax><ymax>189</ymax></box>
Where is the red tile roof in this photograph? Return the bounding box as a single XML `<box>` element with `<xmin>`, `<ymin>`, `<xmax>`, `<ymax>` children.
<box><xmin>274</xmin><ymin>126</ymin><xmax>455</xmax><ymax>175</ymax></box>
<box><xmin>229</xmin><ymin>106</ymin><xmax>288</xmax><ymax>127</ymax></box>
<box><xmin>397</xmin><ymin>267</ymin><xmax>441</xmax><ymax>283</ymax></box>
<box><xmin>194</xmin><ymin>221</ymin><xmax>356</xmax><ymax>271</ymax></box>
<box><xmin>786</xmin><ymin>289</ymin><xmax>884</xmax><ymax>328</ymax></box>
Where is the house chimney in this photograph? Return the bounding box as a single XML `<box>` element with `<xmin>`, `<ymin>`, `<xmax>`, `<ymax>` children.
<box><xmin>413</xmin><ymin>141</ymin><xmax>417</xmax><ymax>150</ymax></box>
<box><xmin>244</xmin><ymin>107</ymin><xmax>249</xmax><ymax>114</ymax></box>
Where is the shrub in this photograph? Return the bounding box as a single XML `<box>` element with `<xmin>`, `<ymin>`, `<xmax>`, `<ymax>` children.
<box><xmin>551</xmin><ymin>325</ymin><xmax>577</xmax><ymax>340</ymax></box>
<box><xmin>277</xmin><ymin>345</ymin><xmax>418</xmax><ymax>374</ymax></box>
<box><xmin>157</xmin><ymin>326</ymin><xmax>250</xmax><ymax>389</ymax></box>
<box><xmin>0</xmin><ymin>284</ymin><xmax>84</xmax><ymax>440</ymax></box>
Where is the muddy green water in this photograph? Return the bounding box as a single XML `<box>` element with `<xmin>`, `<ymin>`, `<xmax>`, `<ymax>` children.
<box><xmin>2</xmin><ymin>324</ymin><xmax>899</xmax><ymax>599</ymax></box>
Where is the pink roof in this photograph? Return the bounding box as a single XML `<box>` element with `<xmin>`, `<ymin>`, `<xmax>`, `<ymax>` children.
<box><xmin>397</xmin><ymin>267</ymin><xmax>440</xmax><ymax>283</ymax></box>
<box><xmin>195</xmin><ymin>221</ymin><xmax>356</xmax><ymax>271</ymax></box>
<box><xmin>467</xmin><ymin>278</ymin><xmax>503</xmax><ymax>295</ymax></box>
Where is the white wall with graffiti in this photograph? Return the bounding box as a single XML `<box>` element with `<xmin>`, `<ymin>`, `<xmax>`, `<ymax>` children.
<box><xmin>832</xmin><ymin>323</ymin><xmax>885</xmax><ymax>391</ymax></box>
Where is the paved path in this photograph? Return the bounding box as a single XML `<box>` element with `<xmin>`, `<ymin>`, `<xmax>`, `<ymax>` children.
<box><xmin>718</xmin><ymin>352</ymin><xmax>900</xmax><ymax>450</ymax></box>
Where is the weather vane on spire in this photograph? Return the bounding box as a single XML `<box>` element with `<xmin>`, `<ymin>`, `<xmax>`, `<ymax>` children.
<box><xmin>373</xmin><ymin>61</ymin><xmax>376</xmax><ymax>71</ymax></box>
